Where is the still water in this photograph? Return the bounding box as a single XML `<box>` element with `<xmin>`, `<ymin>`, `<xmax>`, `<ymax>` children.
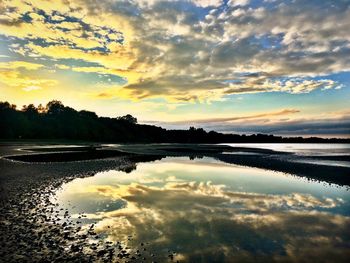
<box><xmin>55</xmin><ymin>157</ymin><xmax>350</xmax><ymax>262</ymax></box>
<box><xmin>221</xmin><ymin>143</ymin><xmax>350</xmax><ymax>156</ymax></box>
<box><xmin>222</xmin><ymin>143</ymin><xmax>350</xmax><ymax>168</ymax></box>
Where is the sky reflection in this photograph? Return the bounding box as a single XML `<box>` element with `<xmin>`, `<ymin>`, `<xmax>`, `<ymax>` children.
<box><xmin>55</xmin><ymin>157</ymin><xmax>350</xmax><ymax>262</ymax></box>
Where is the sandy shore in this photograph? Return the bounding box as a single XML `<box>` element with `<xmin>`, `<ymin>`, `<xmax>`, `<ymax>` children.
<box><xmin>0</xmin><ymin>145</ymin><xmax>162</xmax><ymax>262</ymax></box>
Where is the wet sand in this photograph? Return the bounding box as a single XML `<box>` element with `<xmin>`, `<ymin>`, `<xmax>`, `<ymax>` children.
<box><xmin>0</xmin><ymin>145</ymin><xmax>162</xmax><ymax>262</ymax></box>
<box><xmin>5</xmin><ymin>149</ymin><xmax>126</xmax><ymax>162</ymax></box>
<box><xmin>0</xmin><ymin>143</ymin><xmax>349</xmax><ymax>262</ymax></box>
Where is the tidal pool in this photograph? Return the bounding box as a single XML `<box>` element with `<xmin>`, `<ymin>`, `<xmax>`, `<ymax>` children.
<box><xmin>54</xmin><ymin>157</ymin><xmax>350</xmax><ymax>262</ymax></box>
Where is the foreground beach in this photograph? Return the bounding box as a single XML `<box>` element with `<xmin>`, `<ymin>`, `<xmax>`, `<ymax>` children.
<box><xmin>0</xmin><ymin>143</ymin><xmax>349</xmax><ymax>262</ymax></box>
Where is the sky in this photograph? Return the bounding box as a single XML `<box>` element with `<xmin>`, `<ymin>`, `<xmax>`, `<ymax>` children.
<box><xmin>0</xmin><ymin>0</ymin><xmax>350</xmax><ymax>137</ymax></box>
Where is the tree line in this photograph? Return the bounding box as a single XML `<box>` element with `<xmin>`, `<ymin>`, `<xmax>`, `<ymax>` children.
<box><xmin>0</xmin><ymin>100</ymin><xmax>348</xmax><ymax>143</ymax></box>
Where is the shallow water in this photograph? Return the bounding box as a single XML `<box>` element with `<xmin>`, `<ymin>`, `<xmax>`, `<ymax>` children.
<box><xmin>54</xmin><ymin>157</ymin><xmax>350</xmax><ymax>262</ymax></box>
<box><xmin>222</xmin><ymin>143</ymin><xmax>350</xmax><ymax>168</ymax></box>
<box><xmin>222</xmin><ymin>143</ymin><xmax>350</xmax><ymax>156</ymax></box>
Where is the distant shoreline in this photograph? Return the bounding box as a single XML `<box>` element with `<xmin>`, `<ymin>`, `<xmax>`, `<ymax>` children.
<box><xmin>1</xmin><ymin>101</ymin><xmax>349</xmax><ymax>143</ymax></box>
<box><xmin>1</xmin><ymin>139</ymin><xmax>350</xmax><ymax>144</ymax></box>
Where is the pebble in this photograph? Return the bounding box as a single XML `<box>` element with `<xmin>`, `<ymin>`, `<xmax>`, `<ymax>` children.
<box><xmin>0</xmin><ymin>150</ymin><xmax>165</xmax><ymax>263</ymax></box>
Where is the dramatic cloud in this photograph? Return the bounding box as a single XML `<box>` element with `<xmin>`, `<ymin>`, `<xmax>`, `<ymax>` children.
<box><xmin>0</xmin><ymin>0</ymin><xmax>349</xmax><ymax>136</ymax></box>
<box><xmin>1</xmin><ymin>0</ymin><xmax>349</xmax><ymax>101</ymax></box>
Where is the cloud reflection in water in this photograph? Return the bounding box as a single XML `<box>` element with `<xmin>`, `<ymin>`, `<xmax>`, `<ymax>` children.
<box><xmin>55</xmin><ymin>158</ymin><xmax>350</xmax><ymax>262</ymax></box>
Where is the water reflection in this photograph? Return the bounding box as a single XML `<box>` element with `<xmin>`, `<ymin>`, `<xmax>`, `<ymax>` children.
<box><xmin>222</xmin><ymin>143</ymin><xmax>350</xmax><ymax>156</ymax></box>
<box><xmin>55</xmin><ymin>157</ymin><xmax>350</xmax><ymax>262</ymax></box>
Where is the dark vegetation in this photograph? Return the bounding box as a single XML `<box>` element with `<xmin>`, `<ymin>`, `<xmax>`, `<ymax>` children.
<box><xmin>1</xmin><ymin>100</ymin><xmax>349</xmax><ymax>143</ymax></box>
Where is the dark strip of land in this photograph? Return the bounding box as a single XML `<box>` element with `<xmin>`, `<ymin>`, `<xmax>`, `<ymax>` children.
<box><xmin>3</xmin><ymin>143</ymin><xmax>349</xmax><ymax>187</ymax></box>
<box><xmin>216</xmin><ymin>154</ymin><xmax>350</xmax><ymax>187</ymax></box>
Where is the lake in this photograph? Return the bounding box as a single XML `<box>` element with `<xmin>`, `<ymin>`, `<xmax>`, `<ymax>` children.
<box><xmin>54</xmin><ymin>156</ymin><xmax>350</xmax><ymax>262</ymax></box>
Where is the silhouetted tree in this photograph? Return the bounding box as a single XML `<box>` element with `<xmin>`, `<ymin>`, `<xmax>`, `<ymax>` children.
<box><xmin>47</xmin><ymin>100</ymin><xmax>65</xmax><ymax>115</ymax></box>
<box><xmin>118</xmin><ymin>114</ymin><xmax>137</xmax><ymax>124</ymax></box>
<box><xmin>0</xmin><ymin>100</ymin><xmax>348</xmax><ymax>143</ymax></box>
<box><xmin>37</xmin><ymin>104</ymin><xmax>46</xmax><ymax>113</ymax></box>
<box><xmin>0</xmin><ymin>102</ymin><xmax>16</xmax><ymax>110</ymax></box>
<box><xmin>79</xmin><ymin>110</ymin><xmax>98</xmax><ymax>119</ymax></box>
<box><xmin>22</xmin><ymin>104</ymin><xmax>38</xmax><ymax>116</ymax></box>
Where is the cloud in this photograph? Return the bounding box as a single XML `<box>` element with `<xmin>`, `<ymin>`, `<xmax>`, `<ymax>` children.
<box><xmin>0</xmin><ymin>69</ymin><xmax>57</xmax><ymax>89</ymax></box>
<box><xmin>22</xmin><ymin>85</ymin><xmax>42</xmax><ymax>92</ymax></box>
<box><xmin>210</xmin><ymin>37</ymin><xmax>261</xmax><ymax>67</ymax></box>
<box><xmin>97</xmin><ymin>92</ymin><xmax>112</xmax><ymax>98</ymax></box>
<box><xmin>165</xmin><ymin>109</ymin><xmax>300</xmax><ymax>124</ymax></box>
<box><xmin>227</xmin><ymin>0</ymin><xmax>250</xmax><ymax>7</ymax></box>
<box><xmin>224</xmin><ymin>78</ymin><xmax>341</xmax><ymax>95</ymax></box>
<box><xmin>54</xmin><ymin>64</ymin><xmax>70</xmax><ymax>70</ymax></box>
<box><xmin>191</xmin><ymin>0</ymin><xmax>223</xmax><ymax>8</ymax></box>
<box><xmin>145</xmin><ymin>109</ymin><xmax>350</xmax><ymax>137</ymax></box>
<box><xmin>200</xmin><ymin>116</ymin><xmax>350</xmax><ymax>137</ymax></box>
<box><xmin>0</xmin><ymin>0</ymin><xmax>348</xmax><ymax>101</ymax></box>
<box><xmin>0</xmin><ymin>61</ymin><xmax>44</xmax><ymax>70</ymax></box>
<box><xmin>0</xmin><ymin>61</ymin><xmax>54</xmax><ymax>92</ymax></box>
